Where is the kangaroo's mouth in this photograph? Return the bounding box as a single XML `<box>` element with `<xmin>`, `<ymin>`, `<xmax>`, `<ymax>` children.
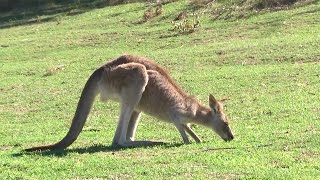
<box><xmin>223</xmin><ymin>134</ymin><xmax>234</xmax><ymax>142</ymax></box>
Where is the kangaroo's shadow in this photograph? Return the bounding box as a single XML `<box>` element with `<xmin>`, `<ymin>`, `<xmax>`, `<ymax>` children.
<box><xmin>13</xmin><ymin>142</ymin><xmax>184</xmax><ymax>157</ymax></box>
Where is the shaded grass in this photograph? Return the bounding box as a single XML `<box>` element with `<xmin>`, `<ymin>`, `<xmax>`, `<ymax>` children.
<box><xmin>0</xmin><ymin>0</ymin><xmax>142</xmax><ymax>29</ymax></box>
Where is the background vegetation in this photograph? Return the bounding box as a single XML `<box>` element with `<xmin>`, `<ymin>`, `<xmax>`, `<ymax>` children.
<box><xmin>0</xmin><ymin>0</ymin><xmax>319</xmax><ymax>178</ymax></box>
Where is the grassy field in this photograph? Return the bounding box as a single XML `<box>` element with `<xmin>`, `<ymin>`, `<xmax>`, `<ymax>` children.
<box><xmin>0</xmin><ymin>0</ymin><xmax>320</xmax><ymax>179</ymax></box>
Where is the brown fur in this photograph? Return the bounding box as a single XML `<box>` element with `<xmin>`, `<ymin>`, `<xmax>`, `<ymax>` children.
<box><xmin>25</xmin><ymin>55</ymin><xmax>234</xmax><ymax>152</ymax></box>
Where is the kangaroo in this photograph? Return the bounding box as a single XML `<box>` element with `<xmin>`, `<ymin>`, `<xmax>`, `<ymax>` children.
<box><xmin>25</xmin><ymin>54</ymin><xmax>234</xmax><ymax>152</ymax></box>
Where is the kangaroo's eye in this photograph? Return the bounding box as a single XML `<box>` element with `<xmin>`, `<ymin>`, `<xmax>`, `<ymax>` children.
<box><xmin>212</xmin><ymin>108</ymin><xmax>217</xmax><ymax>114</ymax></box>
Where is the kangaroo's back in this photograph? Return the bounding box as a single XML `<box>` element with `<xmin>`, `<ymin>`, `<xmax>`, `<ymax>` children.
<box><xmin>104</xmin><ymin>55</ymin><xmax>187</xmax><ymax>98</ymax></box>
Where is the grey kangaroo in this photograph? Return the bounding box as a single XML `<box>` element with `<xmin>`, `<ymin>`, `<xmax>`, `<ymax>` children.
<box><xmin>25</xmin><ymin>54</ymin><xmax>234</xmax><ymax>151</ymax></box>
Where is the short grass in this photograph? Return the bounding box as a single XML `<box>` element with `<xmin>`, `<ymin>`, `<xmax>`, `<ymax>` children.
<box><xmin>0</xmin><ymin>0</ymin><xmax>319</xmax><ymax>179</ymax></box>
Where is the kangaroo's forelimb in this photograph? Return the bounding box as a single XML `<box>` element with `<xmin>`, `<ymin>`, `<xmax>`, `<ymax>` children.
<box><xmin>182</xmin><ymin>124</ymin><xmax>202</xmax><ymax>143</ymax></box>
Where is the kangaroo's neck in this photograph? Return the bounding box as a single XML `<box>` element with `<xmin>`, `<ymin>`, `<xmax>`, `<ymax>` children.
<box><xmin>186</xmin><ymin>100</ymin><xmax>211</xmax><ymax>127</ymax></box>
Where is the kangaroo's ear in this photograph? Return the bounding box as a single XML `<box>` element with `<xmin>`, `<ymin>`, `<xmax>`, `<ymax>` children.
<box><xmin>209</xmin><ymin>94</ymin><xmax>218</xmax><ymax>112</ymax></box>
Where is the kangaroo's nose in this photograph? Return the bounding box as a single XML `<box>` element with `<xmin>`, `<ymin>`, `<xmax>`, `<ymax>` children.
<box><xmin>223</xmin><ymin>135</ymin><xmax>234</xmax><ymax>142</ymax></box>
<box><xmin>227</xmin><ymin>134</ymin><xmax>234</xmax><ymax>141</ymax></box>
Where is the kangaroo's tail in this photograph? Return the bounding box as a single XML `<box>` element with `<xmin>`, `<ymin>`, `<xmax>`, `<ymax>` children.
<box><xmin>25</xmin><ymin>68</ymin><xmax>104</xmax><ymax>152</ymax></box>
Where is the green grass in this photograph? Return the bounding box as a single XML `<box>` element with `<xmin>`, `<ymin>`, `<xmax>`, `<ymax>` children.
<box><xmin>1</xmin><ymin>0</ymin><xmax>320</xmax><ymax>179</ymax></box>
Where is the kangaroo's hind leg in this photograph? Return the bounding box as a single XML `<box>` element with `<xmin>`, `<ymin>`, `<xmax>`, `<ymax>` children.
<box><xmin>126</xmin><ymin>111</ymin><xmax>141</xmax><ymax>141</ymax></box>
<box><xmin>111</xmin><ymin>63</ymin><xmax>148</xmax><ymax>147</ymax></box>
<box><xmin>124</xmin><ymin>111</ymin><xmax>165</xmax><ymax>147</ymax></box>
<box><xmin>111</xmin><ymin>63</ymin><xmax>165</xmax><ymax>148</ymax></box>
<box><xmin>112</xmin><ymin>98</ymin><xmax>165</xmax><ymax>147</ymax></box>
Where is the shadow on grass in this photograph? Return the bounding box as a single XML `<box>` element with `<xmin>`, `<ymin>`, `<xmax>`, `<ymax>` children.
<box><xmin>12</xmin><ymin>142</ymin><xmax>184</xmax><ymax>157</ymax></box>
<box><xmin>203</xmin><ymin>143</ymin><xmax>273</xmax><ymax>152</ymax></box>
<box><xmin>12</xmin><ymin>142</ymin><xmax>274</xmax><ymax>158</ymax></box>
<box><xmin>0</xmin><ymin>0</ymin><xmax>144</xmax><ymax>29</ymax></box>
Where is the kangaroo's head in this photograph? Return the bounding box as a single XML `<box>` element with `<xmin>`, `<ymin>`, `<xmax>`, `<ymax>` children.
<box><xmin>208</xmin><ymin>94</ymin><xmax>234</xmax><ymax>141</ymax></box>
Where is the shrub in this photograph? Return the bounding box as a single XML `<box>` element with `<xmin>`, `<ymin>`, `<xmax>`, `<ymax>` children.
<box><xmin>172</xmin><ymin>15</ymin><xmax>200</xmax><ymax>34</ymax></box>
<box><xmin>246</xmin><ymin>0</ymin><xmax>299</xmax><ymax>10</ymax></box>
<box><xmin>143</xmin><ymin>4</ymin><xmax>163</xmax><ymax>21</ymax></box>
<box><xmin>189</xmin><ymin>0</ymin><xmax>214</xmax><ymax>9</ymax></box>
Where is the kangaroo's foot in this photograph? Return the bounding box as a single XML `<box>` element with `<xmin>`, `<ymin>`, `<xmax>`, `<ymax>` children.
<box><xmin>112</xmin><ymin>140</ymin><xmax>165</xmax><ymax>148</ymax></box>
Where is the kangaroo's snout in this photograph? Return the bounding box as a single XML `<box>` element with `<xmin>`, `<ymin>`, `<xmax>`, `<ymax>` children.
<box><xmin>225</xmin><ymin>134</ymin><xmax>234</xmax><ymax>141</ymax></box>
<box><xmin>222</xmin><ymin>130</ymin><xmax>234</xmax><ymax>142</ymax></box>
